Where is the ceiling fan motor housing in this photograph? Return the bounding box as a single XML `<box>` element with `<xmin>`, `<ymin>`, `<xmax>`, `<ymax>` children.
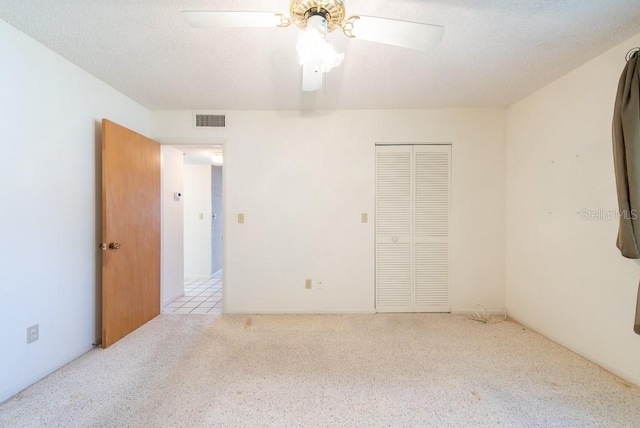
<box><xmin>290</xmin><ymin>0</ymin><xmax>346</xmax><ymax>32</ymax></box>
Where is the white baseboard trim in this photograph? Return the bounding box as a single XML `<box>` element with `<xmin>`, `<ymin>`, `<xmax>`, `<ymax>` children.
<box><xmin>508</xmin><ymin>312</ymin><xmax>640</xmax><ymax>388</ymax></box>
<box><xmin>224</xmin><ymin>309</ymin><xmax>377</xmax><ymax>315</ymax></box>
<box><xmin>224</xmin><ymin>309</ymin><xmax>505</xmax><ymax>316</ymax></box>
<box><xmin>451</xmin><ymin>308</ymin><xmax>506</xmax><ymax>316</ymax></box>
<box><xmin>184</xmin><ymin>275</ymin><xmax>211</xmax><ymax>280</ymax></box>
<box><xmin>162</xmin><ymin>291</ymin><xmax>185</xmax><ymax>307</ymax></box>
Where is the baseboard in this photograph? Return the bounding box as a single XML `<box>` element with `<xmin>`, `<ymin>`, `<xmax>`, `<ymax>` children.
<box><xmin>224</xmin><ymin>309</ymin><xmax>500</xmax><ymax>316</ymax></box>
<box><xmin>184</xmin><ymin>274</ymin><xmax>211</xmax><ymax>280</ymax></box>
<box><xmin>507</xmin><ymin>312</ymin><xmax>640</xmax><ymax>388</ymax></box>
<box><xmin>224</xmin><ymin>309</ymin><xmax>377</xmax><ymax>315</ymax></box>
<box><xmin>162</xmin><ymin>290</ymin><xmax>185</xmax><ymax>307</ymax></box>
<box><xmin>451</xmin><ymin>307</ymin><xmax>507</xmax><ymax>316</ymax></box>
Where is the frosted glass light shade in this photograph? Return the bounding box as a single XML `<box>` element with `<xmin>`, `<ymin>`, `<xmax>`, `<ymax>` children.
<box><xmin>296</xmin><ymin>15</ymin><xmax>344</xmax><ymax>91</ymax></box>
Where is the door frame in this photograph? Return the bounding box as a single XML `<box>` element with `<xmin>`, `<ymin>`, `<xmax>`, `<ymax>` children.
<box><xmin>156</xmin><ymin>138</ymin><xmax>227</xmax><ymax>313</ymax></box>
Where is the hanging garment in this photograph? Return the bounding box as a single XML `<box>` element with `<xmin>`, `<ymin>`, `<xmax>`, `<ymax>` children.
<box><xmin>612</xmin><ymin>48</ymin><xmax>640</xmax><ymax>334</ymax></box>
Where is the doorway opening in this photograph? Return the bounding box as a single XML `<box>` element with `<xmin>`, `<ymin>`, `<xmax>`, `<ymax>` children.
<box><xmin>162</xmin><ymin>144</ymin><xmax>224</xmax><ymax>314</ymax></box>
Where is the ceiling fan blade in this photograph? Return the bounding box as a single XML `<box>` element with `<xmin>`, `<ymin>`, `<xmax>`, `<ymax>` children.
<box><xmin>349</xmin><ymin>16</ymin><xmax>444</xmax><ymax>51</ymax></box>
<box><xmin>302</xmin><ymin>62</ymin><xmax>324</xmax><ymax>92</ymax></box>
<box><xmin>181</xmin><ymin>11</ymin><xmax>282</xmax><ymax>28</ymax></box>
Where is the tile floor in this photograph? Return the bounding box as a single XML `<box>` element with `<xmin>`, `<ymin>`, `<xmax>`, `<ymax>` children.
<box><xmin>162</xmin><ymin>276</ymin><xmax>222</xmax><ymax>315</ymax></box>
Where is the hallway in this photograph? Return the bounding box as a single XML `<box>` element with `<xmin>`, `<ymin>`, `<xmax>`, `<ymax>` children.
<box><xmin>162</xmin><ymin>276</ymin><xmax>222</xmax><ymax>314</ymax></box>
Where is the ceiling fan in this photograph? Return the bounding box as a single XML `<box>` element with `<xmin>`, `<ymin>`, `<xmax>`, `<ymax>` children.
<box><xmin>181</xmin><ymin>0</ymin><xmax>444</xmax><ymax>92</ymax></box>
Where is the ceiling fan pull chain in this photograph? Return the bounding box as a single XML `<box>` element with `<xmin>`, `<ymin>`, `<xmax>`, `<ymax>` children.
<box><xmin>342</xmin><ymin>15</ymin><xmax>360</xmax><ymax>38</ymax></box>
<box><xmin>275</xmin><ymin>13</ymin><xmax>292</xmax><ymax>27</ymax></box>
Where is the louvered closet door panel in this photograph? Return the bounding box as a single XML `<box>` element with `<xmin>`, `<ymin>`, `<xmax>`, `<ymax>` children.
<box><xmin>376</xmin><ymin>243</ymin><xmax>412</xmax><ymax>310</ymax></box>
<box><xmin>414</xmin><ymin>145</ymin><xmax>451</xmax><ymax>312</ymax></box>
<box><xmin>415</xmin><ymin>243</ymin><xmax>449</xmax><ymax>310</ymax></box>
<box><xmin>376</xmin><ymin>147</ymin><xmax>412</xmax><ymax>236</ymax></box>
<box><xmin>376</xmin><ymin>146</ymin><xmax>413</xmax><ymax>312</ymax></box>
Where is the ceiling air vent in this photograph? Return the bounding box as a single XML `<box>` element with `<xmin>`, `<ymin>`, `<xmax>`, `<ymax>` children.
<box><xmin>194</xmin><ymin>113</ymin><xmax>225</xmax><ymax>128</ymax></box>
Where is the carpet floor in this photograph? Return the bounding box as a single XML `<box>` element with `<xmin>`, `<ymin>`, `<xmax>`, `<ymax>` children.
<box><xmin>1</xmin><ymin>314</ymin><xmax>640</xmax><ymax>427</ymax></box>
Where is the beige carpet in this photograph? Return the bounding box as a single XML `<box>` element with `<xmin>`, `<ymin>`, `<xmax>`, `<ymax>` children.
<box><xmin>1</xmin><ymin>314</ymin><xmax>640</xmax><ymax>427</ymax></box>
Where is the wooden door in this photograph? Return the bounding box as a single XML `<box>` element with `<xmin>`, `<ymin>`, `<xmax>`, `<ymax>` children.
<box><xmin>101</xmin><ymin>119</ymin><xmax>160</xmax><ymax>348</ymax></box>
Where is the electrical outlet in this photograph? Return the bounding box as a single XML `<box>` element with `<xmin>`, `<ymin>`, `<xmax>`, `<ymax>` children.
<box><xmin>27</xmin><ymin>324</ymin><xmax>39</xmax><ymax>344</ymax></box>
<box><xmin>305</xmin><ymin>279</ymin><xmax>312</xmax><ymax>289</ymax></box>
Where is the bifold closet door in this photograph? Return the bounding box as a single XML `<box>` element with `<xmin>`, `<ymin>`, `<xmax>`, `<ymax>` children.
<box><xmin>376</xmin><ymin>146</ymin><xmax>413</xmax><ymax>312</ymax></box>
<box><xmin>375</xmin><ymin>144</ymin><xmax>451</xmax><ymax>313</ymax></box>
<box><xmin>413</xmin><ymin>145</ymin><xmax>451</xmax><ymax>312</ymax></box>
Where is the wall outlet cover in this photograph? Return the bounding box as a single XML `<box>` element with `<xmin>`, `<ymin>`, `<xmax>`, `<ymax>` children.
<box><xmin>27</xmin><ymin>324</ymin><xmax>39</xmax><ymax>344</ymax></box>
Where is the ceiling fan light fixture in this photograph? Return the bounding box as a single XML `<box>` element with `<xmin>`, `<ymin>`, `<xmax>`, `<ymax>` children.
<box><xmin>296</xmin><ymin>15</ymin><xmax>344</xmax><ymax>73</ymax></box>
<box><xmin>182</xmin><ymin>0</ymin><xmax>444</xmax><ymax>92</ymax></box>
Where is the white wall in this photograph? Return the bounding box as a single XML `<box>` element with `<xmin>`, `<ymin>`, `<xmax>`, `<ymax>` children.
<box><xmin>506</xmin><ymin>33</ymin><xmax>640</xmax><ymax>386</ymax></box>
<box><xmin>151</xmin><ymin>109</ymin><xmax>507</xmax><ymax>314</ymax></box>
<box><xmin>161</xmin><ymin>146</ymin><xmax>184</xmax><ymax>304</ymax></box>
<box><xmin>183</xmin><ymin>164</ymin><xmax>212</xmax><ymax>278</ymax></box>
<box><xmin>0</xmin><ymin>20</ymin><xmax>149</xmax><ymax>403</ymax></box>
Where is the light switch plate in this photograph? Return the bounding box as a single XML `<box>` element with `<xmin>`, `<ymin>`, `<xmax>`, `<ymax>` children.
<box><xmin>361</xmin><ymin>213</ymin><xmax>368</xmax><ymax>223</ymax></box>
<box><xmin>238</xmin><ymin>213</ymin><xmax>245</xmax><ymax>224</ymax></box>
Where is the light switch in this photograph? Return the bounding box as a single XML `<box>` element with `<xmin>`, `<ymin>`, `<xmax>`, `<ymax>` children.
<box><xmin>238</xmin><ymin>213</ymin><xmax>245</xmax><ymax>224</ymax></box>
<box><xmin>199</xmin><ymin>213</ymin><xmax>204</xmax><ymax>220</ymax></box>
<box><xmin>361</xmin><ymin>213</ymin><xmax>368</xmax><ymax>223</ymax></box>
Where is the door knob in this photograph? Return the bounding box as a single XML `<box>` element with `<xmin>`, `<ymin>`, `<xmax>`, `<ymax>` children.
<box><xmin>109</xmin><ymin>242</ymin><xmax>121</xmax><ymax>250</ymax></box>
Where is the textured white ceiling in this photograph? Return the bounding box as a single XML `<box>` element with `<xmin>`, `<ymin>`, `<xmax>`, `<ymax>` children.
<box><xmin>1</xmin><ymin>0</ymin><xmax>639</xmax><ymax>110</ymax></box>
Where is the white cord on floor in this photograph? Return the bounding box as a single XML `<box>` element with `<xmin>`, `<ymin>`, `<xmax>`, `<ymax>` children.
<box><xmin>469</xmin><ymin>304</ymin><xmax>526</xmax><ymax>333</ymax></box>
